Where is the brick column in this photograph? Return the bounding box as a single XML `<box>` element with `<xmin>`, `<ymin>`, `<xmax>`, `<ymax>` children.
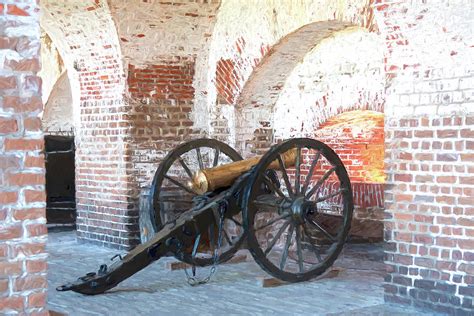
<box><xmin>0</xmin><ymin>1</ymin><xmax>47</xmax><ymax>314</ymax></box>
<box><xmin>375</xmin><ymin>1</ymin><xmax>474</xmax><ymax>313</ymax></box>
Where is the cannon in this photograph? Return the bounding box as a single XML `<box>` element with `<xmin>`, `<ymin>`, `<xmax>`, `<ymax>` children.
<box><xmin>57</xmin><ymin>138</ymin><xmax>353</xmax><ymax>295</ymax></box>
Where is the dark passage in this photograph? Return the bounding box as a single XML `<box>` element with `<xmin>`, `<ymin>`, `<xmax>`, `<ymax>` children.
<box><xmin>45</xmin><ymin>135</ymin><xmax>76</xmax><ymax>226</ymax></box>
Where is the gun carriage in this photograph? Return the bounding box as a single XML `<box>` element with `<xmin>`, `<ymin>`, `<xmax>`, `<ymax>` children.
<box><xmin>57</xmin><ymin>138</ymin><xmax>353</xmax><ymax>295</ymax></box>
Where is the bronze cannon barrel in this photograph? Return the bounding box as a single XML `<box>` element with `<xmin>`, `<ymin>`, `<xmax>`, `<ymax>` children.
<box><xmin>190</xmin><ymin>148</ymin><xmax>297</xmax><ymax>194</ymax></box>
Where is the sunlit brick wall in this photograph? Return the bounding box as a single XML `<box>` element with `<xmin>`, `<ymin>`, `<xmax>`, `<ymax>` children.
<box><xmin>374</xmin><ymin>0</ymin><xmax>474</xmax><ymax>313</ymax></box>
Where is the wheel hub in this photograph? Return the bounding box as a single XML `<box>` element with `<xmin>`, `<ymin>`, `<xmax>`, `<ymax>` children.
<box><xmin>290</xmin><ymin>197</ymin><xmax>317</xmax><ymax>224</ymax></box>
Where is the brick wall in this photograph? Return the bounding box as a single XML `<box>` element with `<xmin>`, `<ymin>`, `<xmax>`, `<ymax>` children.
<box><xmin>42</xmin><ymin>1</ymin><xmax>138</xmax><ymax>249</ymax></box>
<box><xmin>315</xmin><ymin>110</ymin><xmax>385</xmax><ymax>240</ymax></box>
<box><xmin>0</xmin><ymin>1</ymin><xmax>48</xmax><ymax>314</ymax></box>
<box><xmin>128</xmin><ymin>60</ymin><xmax>198</xmax><ymax>188</ymax></box>
<box><xmin>374</xmin><ymin>0</ymin><xmax>474</xmax><ymax>313</ymax></box>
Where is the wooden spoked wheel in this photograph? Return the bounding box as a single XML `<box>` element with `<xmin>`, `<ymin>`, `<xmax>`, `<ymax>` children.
<box><xmin>243</xmin><ymin>138</ymin><xmax>353</xmax><ymax>282</ymax></box>
<box><xmin>150</xmin><ymin>139</ymin><xmax>245</xmax><ymax>266</ymax></box>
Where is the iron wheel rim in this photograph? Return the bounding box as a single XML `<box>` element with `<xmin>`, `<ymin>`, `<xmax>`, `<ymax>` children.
<box><xmin>244</xmin><ymin>138</ymin><xmax>353</xmax><ymax>282</ymax></box>
<box><xmin>150</xmin><ymin>138</ymin><xmax>244</xmax><ymax>266</ymax></box>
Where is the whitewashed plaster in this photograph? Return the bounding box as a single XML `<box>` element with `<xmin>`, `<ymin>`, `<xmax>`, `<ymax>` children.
<box><xmin>273</xmin><ymin>27</ymin><xmax>385</xmax><ymax>140</ymax></box>
<box><xmin>42</xmin><ymin>71</ymin><xmax>74</xmax><ymax>133</ymax></box>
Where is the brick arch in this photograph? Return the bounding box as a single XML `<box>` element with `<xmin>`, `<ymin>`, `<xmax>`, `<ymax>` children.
<box><xmin>232</xmin><ymin>20</ymin><xmax>386</xmax><ymax>241</ymax></box>
<box><xmin>40</xmin><ymin>1</ymin><xmax>138</xmax><ymax>248</ymax></box>
<box><xmin>235</xmin><ymin>21</ymin><xmax>372</xmax><ymax>155</ymax></box>
<box><xmin>205</xmin><ymin>0</ymin><xmax>378</xmax><ymax>147</ymax></box>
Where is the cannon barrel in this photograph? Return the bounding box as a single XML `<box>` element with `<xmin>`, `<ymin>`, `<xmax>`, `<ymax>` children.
<box><xmin>190</xmin><ymin>148</ymin><xmax>297</xmax><ymax>194</ymax></box>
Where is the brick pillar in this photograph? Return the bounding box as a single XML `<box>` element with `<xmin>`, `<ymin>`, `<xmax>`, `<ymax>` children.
<box><xmin>0</xmin><ymin>1</ymin><xmax>48</xmax><ymax>314</ymax></box>
<box><xmin>375</xmin><ymin>1</ymin><xmax>474</xmax><ymax>313</ymax></box>
<box><xmin>75</xmin><ymin>75</ymin><xmax>138</xmax><ymax>250</ymax></box>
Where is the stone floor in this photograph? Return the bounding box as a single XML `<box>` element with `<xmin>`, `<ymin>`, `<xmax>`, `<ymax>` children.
<box><xmin>47</xmin><ymin>231</ymin><xmax>439</xmax><ymax>316</ymax></box>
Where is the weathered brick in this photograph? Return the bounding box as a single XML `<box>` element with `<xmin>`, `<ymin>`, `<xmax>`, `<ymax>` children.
<box><xmin>0</xmin><ymin>76</ymin><xmax>17</xmax><ymax>89</ymax></box>
<box><xmin>4</xmin><ymin>138</ymin><xmax>43</xmax><ymax>151</ymax></box>
<box><xmin>7</xmin><ymin>172</ymin><xmax>44</xmax><ymax>186</ymax></box>
<box><xmin>0</xmin><ymin>191</ymin><xmax>18</xmax><ymax>204</ymax></box>
<box><xmin>14</xmin><ymin>275</ymin><xmax>47</xmax><ymax>292</ymax></box>
<box><xmin>0</xmin><ymin>295</ymin><xmax>24</xmax><ymax>312</ymax></box>
<box><xmin>13</xmin><ymin>208</ymin><xmax>44</xmax><ymax>221</ymax></box>
<box><xmin>0</xmin><ymin>118</ymin><xmax>18</xmax><ymax>134</ymax></box>
<box><xmin>0</xmin><ymin>225</ymin><xmax>23</xmax><ymax>240</ymax></box>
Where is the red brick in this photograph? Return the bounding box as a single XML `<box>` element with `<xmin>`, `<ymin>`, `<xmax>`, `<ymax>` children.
<box><xmin>458</xmin><ymin>217</ymin><xmax>474</xmax><ymax>227</ymax></box>
<box><xmin>11</xmin><ymin>243</ymin><xmax>45</xmax><ymax>257</ymax></box>
<box><xmin>0</xmin><ymin>76</ymin><xmax>17</xmax><ymax>89</ymax></box>
<box><xmin>436</xmin><ymin>237</ymin><xmax>456</xmax><ymax>247</ymax></box>
<box><xmin>7</xmin><ymin>172</ymin><xmax>44</xmax><ymax>186</ymax></box>
<box><xmin>24</xmin><ymin>189</ymin><xmax>45</xmax><ymax>203</ymax></box>
<box><xmin>0</xmin><ymin>191</ymin><xmax>18</xmax><ymax>204</ymax></box>
<box><xmin>459</xmin><ymin>239</ymin><xmax>474</xmax><ymax>250</ymax></box>
<box><xmin>24</xmin><ymin>155</ymin><xmax>44</xmax><ymax>168</ymax></box>
<box><xmin>436</xmin><ymin>176</ymin><xmax>456</xmax><ymax>184</ymax></box>
<box><xmin>460</xmin><ymin>177</ymin><xmax>474</xmax><ymax>185</ymax></box>
<box><xmin>26</xmin><ymin>260</ymin><xmax>47</xmax><ymax>273</ymax></box>
<box><xmin>414</xmin><ymin>130</ymin><xmax>433</xmax><ymax>137</ymax></box>
<box><xmin>14</xmin><ymin>275</ymin><xmax>47</xmax><ymax>292</ymax></box>
<box><xmin>0</xmin><ymin>118</ymin><xmax>18</xmax><ymax>133</ymax></box>
<box><xmin>2</xmin><ymin>96</ymin><xmax>42</xmax><ymax>113</ymax></box>
<box><xmin>23</xmin><ymin>76</ymin><xmax>42</xmax><ymax>94</ymax></box>
<box><xmin>0</xmin><ymin>261</ymin><xmax>22</xmax><ymax>277</ymax></box>
<box><xmin>395</xmin><ymin>174</ymin><xmax>412</xmax><ymax>182</ymax></box>
<box><xmin>461</xmin><ymin>153</ymin><xmax>474</xmax><ymax>162</ymax></box>
<box><xmin>6</xmin><ymin>58</ymin><xmax>39</xmax><ymax>72</ymax></box>
<box><xmin>437</xmin><ymin>130</ymin><xmax>458</xmax><ymax>138</ymax></box>
<box><xmin>7</xmin><ymin>4</ymin><xmax>30</xmax><ymax>16</ymax></box>
<box><xmin>0</xmin><ymin>244</ymin><xmax>7</xmax><ymax>257</ymax></box>
<box><xmin>27</xmin><ymin>291</ymin><xmax>46</xmax><ymax>308</ymax></box>
<box><xmin>0</xmin><ymin>155</ymin><xmax>20</xmax><ymax>169</ymax></box>
<box><xmin>461</xmin><ymin>129</ymin><xmax>474</xmax><ymax>138</ymax></box>
<box><xmin>25</xmin><ymin>224</ymin><xmax>47</xmax><ymax>237</ymax></box>
<box><xmin>0</xmin><ymin>225</ymin><xmax>23</xmax><ymax>240</ymax></box>
<box><xmin>13</xmin><ymin>208</ymin><xmax>44</xmax><ymax>221</ymax></box>
<box><xmin>4</xmin><ymin>138</ymin><xmax>43</xmax><ymax>151</ymax></box>
<box><xmin>0</xmin><ymin>37</ymin><xmax>18</xmax><ymax>50</ymax></box>
<box><xmin>0</xmin><ymin>295</ymin><xmax>24</xmax><ymax>311</ymax></box>
<box><xmin>0</xmin><ymin>279</ymin><xmax>8</xmax><ymax>293</ymax></box>
<box><xmin>24</xmin><ymin>117</ymin><xmax>41</xmax><ymax>132</ymax></box>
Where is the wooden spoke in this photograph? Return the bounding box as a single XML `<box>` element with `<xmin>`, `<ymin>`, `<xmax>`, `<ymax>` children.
<box><xmin>307</xmin><ymin>217</ymin><xmax>336</xmax><ymax>242</ymax></box>
<box><xmin>255</xmin><ymin>213</ymin><xmax>290</xmax><ymax>231</ymax></box>
<box><xmin>294</xmin><ymin>146</ymin><xmax>301</xmax><ymax>195</ymax></box>
<box><xmin>306</xmin><ymin>166</ymin><xmax>337</xmax><ymax>199</ymax></box>
<box><xmin>302</xmin><ymin>151</ymin><xmax>321</xmax><ymax>195</ymax></box>
<box><xmin>303</xmin><ymin>224</ymin><xmax>322</xmax><ymax>263</ymax></box>
<box><xmin>295</xmin><ymin>225</ymin><xmax>304</xmax><ymax>273</ymax></box>
<box><xmin>178</xmin><ymin>157</ymin><xmax>194</xmax><ymax>180</ymax></box>
<box><xmin>263</xmin><ymin>175</ymin><xmax>290</xmax><ymax>201</ymax></box>
<box><xmin>280</xmin><ymin>223</ymin><xmax>295</xmax><ymax>270</ymax></box>
<box><xmin>157</xmin><ymin>198</ymin><xmax>193</xmax><ymax>204</ymax></box>
<box><xmin>196</xmin><ymin>148</ymin><xmax>204</xmax><ymax>170</ymax></box>
<box><xmin>264</xmin><ymin>221</ymin><xmax>291</xmax><ymax>256</ymax></box>
<box><xmin>315</xmin><ymin>188</ymin><xmax>347</xmax><ymax>203</ymax></box>
<box><xmin>277</xmin><ymin>154</ymin><xmax>294</xmax><ymax>198</ymax></box>
<box><xmin>252</xmin><ymin>195</ymin><xmax>284</xmax><ymax>212</ymax></box>
<box><xmin>164</xmin><ymin>175</ymin><xmax>196</xmax><ymax>195</ymax></box>
<box><xmin>212</xmin><ymin>148</ymin><xmax>220</xmax><ymax>167</ymax></box>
